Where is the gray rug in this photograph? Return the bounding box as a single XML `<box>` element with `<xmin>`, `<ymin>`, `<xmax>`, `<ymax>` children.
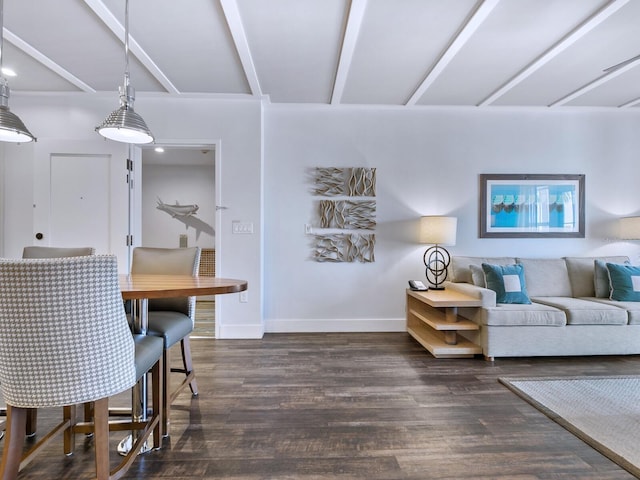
<box><xmin>499</xmin><ymin>376</ymin><xmax>640</xmax><ymax>478</ymax></box>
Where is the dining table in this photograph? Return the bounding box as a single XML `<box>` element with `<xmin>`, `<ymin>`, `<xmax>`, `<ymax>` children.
<box><xmin>118</xmin><ymin>273</ymin><xmax>248</xmax><ymax>454</ymax></box>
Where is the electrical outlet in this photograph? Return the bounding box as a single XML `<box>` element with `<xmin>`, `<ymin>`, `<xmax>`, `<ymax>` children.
<box><xmin>239</xmin><ymin>291</ymin><xmax>248</xmax><ymax>303</ymax></box>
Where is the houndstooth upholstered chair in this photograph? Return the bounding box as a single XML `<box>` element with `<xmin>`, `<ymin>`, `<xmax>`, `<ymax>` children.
<box><xmin>131</xmin><ymin>246</ymin><xmax>201</xmax><ymax>436</ymax></box>
<box><xmin>8</xmin><ymin>245</ymin><xmax>97</xmax><ymax>437</ymax></box>
<box><xmin>0</xmin><ymin>255</ymin><xmax>163</xmax><ymax>479</ymax></box>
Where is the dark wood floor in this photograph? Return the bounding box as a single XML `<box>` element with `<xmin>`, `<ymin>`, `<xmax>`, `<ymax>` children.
<box><xmin>10</xmin><ymin>333</ymin><xmax>640</xmax><ymax>479</ymax></box>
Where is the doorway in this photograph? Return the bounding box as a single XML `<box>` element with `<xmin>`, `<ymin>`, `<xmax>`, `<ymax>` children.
<box><xmin>140</xmin><ymin>145</ymin><xmax>217</xmax><ymax>337</ymax></box>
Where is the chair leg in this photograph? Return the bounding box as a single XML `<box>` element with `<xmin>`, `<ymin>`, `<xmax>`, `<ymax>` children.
<box><xmin>92</xmin><ymin>398</ymin><xmax>110</xmax><ymax>480</ymax></box>
<box><xmin>63</xmin><ymin>405</ymin><xmax>77</xmax><ymax>456</ymax></box>
<box><xmin>0</xmin><ymin>406</ymin><xmax>27</xmax><ymax>480</ymax></box>
<box><xmin>25</xmin><ymin>409</ymin><xmax>37</xmax><ymax>437</ymax></box>
<box><xmin>152</xmin><ymin>355</ymin><xmax>163</xmax><ymax>447</ymax></box>
<box><xmin>179</xmin><ymin>337</ymin><xmax>198</xmax><ymax>396</ymax></box>
<box><xmin>161</xmin><ymin>352</ymin><xmax>170</xmax><ymax>437</ymax></box>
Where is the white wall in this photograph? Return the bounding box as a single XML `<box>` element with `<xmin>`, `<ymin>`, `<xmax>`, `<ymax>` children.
<box><xmin>142</xmin><ymin>164</ymin><xmax>215</xmax><ymax>249</ymax></box>
<box><xmin>4</xmin><ymin>95</ymin><xmax>640</xmax><ymax>336</ymax></box>
<box><xmin>263</xmin><ymin>105</ymin><xmax>640</xmax><ymax>332</ymax></box>
<box><xmin>2</xmin><ymin>94</ymin><xmax>263</xmax><ymax>338</ymax></box>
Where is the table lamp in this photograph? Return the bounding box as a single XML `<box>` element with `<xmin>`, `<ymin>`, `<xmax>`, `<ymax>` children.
<box><xmin>420</xmin><ymin>216</ymin><xmax>457</xmax><ymax>290</ymax></box>
<box><xmin>620</xmin><ymin>216</ymin><xmax>640</xmax><ymax>240</ymax></box>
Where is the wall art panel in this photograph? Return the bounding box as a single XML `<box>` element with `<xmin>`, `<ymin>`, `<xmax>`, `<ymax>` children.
<box><xmin>313</xmin><ymin>234</ymin><xmax>375</xmax><ymax>263</ymax></box>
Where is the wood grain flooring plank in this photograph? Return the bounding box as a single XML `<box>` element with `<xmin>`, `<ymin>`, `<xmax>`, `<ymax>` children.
<box><xmin>6</xmin><ymin>333</ymin><xmax>640</xmax><ymax>479</ymax></box>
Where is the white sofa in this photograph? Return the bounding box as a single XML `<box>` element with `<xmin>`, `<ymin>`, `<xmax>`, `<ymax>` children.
<box><xmin>445</xmin><ymin>256</ymin><xmax>640</xmax><ymax>360</ymax></box>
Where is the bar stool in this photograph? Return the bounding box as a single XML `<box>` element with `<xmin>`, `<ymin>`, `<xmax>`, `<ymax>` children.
<box><xmin>131</xmin><ymin>246</ymin><xmax>201</xmax><ymax>436</ymax></box>
<box><xmin>0</xmin><ymin>255</ymin><xmax>163</xmax><ymax>479</ymax></box>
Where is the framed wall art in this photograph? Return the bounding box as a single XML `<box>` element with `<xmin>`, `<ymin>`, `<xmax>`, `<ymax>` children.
<box><xmin>479</xmin><ymin>174</ymin><xmax>585</xmax><ymax>238</ymax></box>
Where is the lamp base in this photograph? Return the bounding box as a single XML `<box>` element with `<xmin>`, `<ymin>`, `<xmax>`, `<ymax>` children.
<box><xmin>423</xmin><ymin>245</ymin><xmax>451</xmax><ymax>291</ymax></box>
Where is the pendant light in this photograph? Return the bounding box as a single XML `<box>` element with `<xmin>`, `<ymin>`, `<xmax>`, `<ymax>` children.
<box><xmin>0</xmin><ymin>0</ymin><xmax>35</xmax><ymax>143</ymax></box>
<box><xmin>96</xmin><ymin>0</ymin><xmax>153</xmax><ymax>144</ymax></box>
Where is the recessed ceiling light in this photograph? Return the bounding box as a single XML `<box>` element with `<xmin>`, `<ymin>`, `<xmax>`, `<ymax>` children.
<box><xmin>1</xmin><ymin>67</ymin><xmax>16</xmax><ymax>77</ymax></box>
<box><xmin>154</xmin><ymin>147</ymin><xmax>165</xmax><ymax>153</ymax></box>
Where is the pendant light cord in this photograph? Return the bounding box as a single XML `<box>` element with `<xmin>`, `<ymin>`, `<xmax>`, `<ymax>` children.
<box><xmin>0</xmin><ymin>0</ymin><xmax>5</xmax><ymax>76</ymax></box>
<box><xmin>123</xmin><ymin>0</ymin><xmax>130</xmax><ymax>91</ymax></box>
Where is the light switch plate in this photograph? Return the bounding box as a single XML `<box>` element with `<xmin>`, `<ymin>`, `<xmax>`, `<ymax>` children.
<box><xmin>232</xmin><ymin>221</ymin><xmax>254</xmax><ymax>234</ymax></box>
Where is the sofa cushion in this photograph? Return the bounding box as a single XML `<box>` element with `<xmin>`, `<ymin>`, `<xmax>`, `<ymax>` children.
<box><xmin>482</xmin><ymin>263</ymin><xmax>531</xmax><ymax>304</ymax></box>
<box><xmin>469</xmin><ymin>264</ymin><xmax>486</xmax><ymax>287</ymax></box>
<box><xmin>587</xmin><ymin>298</ymin><xmax>640</xmax><ymax>325</ymax></box>
<box><xmin>607</xmin><ymin>263</ymin><xmax>640</xmax><ymax>302</ymax></box>
<box><xmin>565</xmin><ymin>256</ymin><xmax>629</xmax><ymax>298</ymax></box>
<box><xmin>531</xmin><ymin>296</ymin><xmax>628</xmax><ymax>325</ymax></box>
<box><xmin>450</xmin><ymin>256</ymin><xmax>516</xmax><ymax>284</ymax></box>
<box><xmin>516</xmin><ymin>258</ymin><xmax>572</xmax><ymax>297</ymax></box>
<box><xmin>480</xmin><ymin>302</ymin><xmax>566</xmax><ymax>327</ymax></box>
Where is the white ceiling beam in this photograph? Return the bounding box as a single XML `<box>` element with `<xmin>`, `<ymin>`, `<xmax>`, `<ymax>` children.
<box><xmin>406</xmin><ymin>0</ymin><xmax>500</xmax><ymax>106</ymax></box>
<box><xmin>480</xmin><ymin>0</ymin><xmax>630</xmax><ymax>107</ymax></box>
<box><xmin>331</xmin><ymin>0</ymin><xmax>367</xmax><ymax>105</ymax></box>
<box><xmin>4</xmin><ymin>29</ymin><xmax>95</xmax><ymax>92</ymax></box>
<box><xmin>551</xmin><ymin>53</ymin><xmax>640</xmax><ymax>107</ymax></box>
<box><xmin>220</xmin><ymin>0</ymin><xmax>262</xmax><ymax>98</ymax></box>
<box><xmin>619</xmin><ymin>97</ymin><xmax>640</xmax><ymax>108</ymax></box>
<box><xmin>83</xmin><ymin>0</ymin><xmax>179</xmax><ymax>94</ymax></box>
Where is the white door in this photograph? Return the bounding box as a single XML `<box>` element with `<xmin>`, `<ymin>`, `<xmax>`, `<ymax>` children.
<box><xmin>50</xmin><ymin>154</ymin><xmax>110</xmax><ymax>252</ymax></box>
<box><xmin>31</xmin><ymin>140</ymin><xmax>131</xmax><ymax>271</ymax></box>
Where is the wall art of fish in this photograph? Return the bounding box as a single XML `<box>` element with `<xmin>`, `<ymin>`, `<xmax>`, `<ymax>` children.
<box><xmin>156</xmin><ymin>197</ymin><xmax>199</xmax><ymax>217</ymax></box>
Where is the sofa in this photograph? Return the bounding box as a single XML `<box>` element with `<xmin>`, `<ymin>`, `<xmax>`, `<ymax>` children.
<box><xmin>444</xmin><ymin>256</ymin><xmax>640</xmax><ymax>360</ymax></box>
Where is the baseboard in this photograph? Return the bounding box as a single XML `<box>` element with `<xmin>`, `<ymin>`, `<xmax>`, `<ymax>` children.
<box><xmin>218</xmin><ymin>323</ymin><xmax>265</xmax><ymax>339</ymax></box>
<box><xmin>265</xmin><ymin>317</ymin><xmax>406</xmax><ymax>333</ymax></box>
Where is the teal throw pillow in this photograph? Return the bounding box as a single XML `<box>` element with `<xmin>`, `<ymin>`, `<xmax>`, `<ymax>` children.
<box><xmin>595</xmin><ymin>259</ymin><xmax>630</xmax><ymax>298</ymax></box>
<box><xmin>482</xmin><ymin>263</ymin><xmax>531</xmax><ymax>304</ymax></box>
<box><xmin>606</xmin><ymin>263</ymin><xmax>640</xmax><ymax>302</ymax></box>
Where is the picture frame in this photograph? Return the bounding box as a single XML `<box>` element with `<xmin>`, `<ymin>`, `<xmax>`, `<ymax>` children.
<box><xmin>479</xmin><ymin>174</ymin><xmax>585</xmax><ymax>238</ymax></box>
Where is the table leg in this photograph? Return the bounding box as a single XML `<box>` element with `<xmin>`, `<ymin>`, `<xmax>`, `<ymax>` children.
<box><xmin>118</xmin><ymin>298</ymin><xmax>152</xmax><ymax>456</ymax></box>
<box><xmin>444</xmin><ymin>306</ymin><xmax>459</xmax><ymax>345</ymax></box>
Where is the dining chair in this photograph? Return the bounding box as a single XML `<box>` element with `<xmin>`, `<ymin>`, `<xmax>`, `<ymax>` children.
<box><xmin>21</xmin><ymin>246</ymin><xmax>95</xmax><ymax>258</ymax></box>
<box><xmin>0</xmin><ymin>255</ymin><xmax>164</xmax><ymax>479</ymax></box>
<box><xmin>16</xmin><ymin>245</ymin><xmax>96</xmax><ymax>436</ymax></box>
<box><xmin>130</xmin><ymin>246</ymin><xmax>201</xmax><ymax>436</ymax></box>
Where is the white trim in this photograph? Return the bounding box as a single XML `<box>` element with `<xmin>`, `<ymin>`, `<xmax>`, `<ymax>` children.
<box><xmin>218</xmin><ymin>323</ymin><xmax>264</xmax><ymax>339</ymax></box>
<box><xmin>265</xmin><ymin>318</ymin><xmax>406</xmax><ymax>333</ymax></box>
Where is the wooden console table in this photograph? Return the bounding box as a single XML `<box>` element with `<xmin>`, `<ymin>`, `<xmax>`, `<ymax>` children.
<box><xmin>406</xmin><ymin>289</ymin><xmax>482</xmax><ymax>358</ymax></box>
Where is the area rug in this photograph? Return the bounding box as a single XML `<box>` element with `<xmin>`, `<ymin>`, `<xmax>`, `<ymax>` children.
<box><xmin>499</xmin><ymin>376</ymin><xmax>640</xmax><ymax>478</ymax></box>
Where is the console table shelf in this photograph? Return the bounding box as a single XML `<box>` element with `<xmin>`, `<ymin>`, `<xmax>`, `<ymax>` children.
<box><xmin>406</xmin><ymin>289</ymin><xmax>482</xmax><ymax>358</ymax></box>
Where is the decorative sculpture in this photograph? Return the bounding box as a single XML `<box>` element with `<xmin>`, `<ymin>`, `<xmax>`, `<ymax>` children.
<box><xmin>312</xmin><ymin>166</ymin><xmax>377</xmax><ymax>262</ymax></box>
<box><xmin>314</xmin><ymin>167</ymin><xmax>376</xmax><ymax>197</ymax></box>
<box><xmin>313</xmin><ymin>234</ymin><xmax>375</xmax><ymax>263</ymax></box>
<box><xmin>156</xmin><ymin>198</ymin><xmax>199</xmax><ymax>217</ymax></box>
<box><xmin>318</xmin><ymin>200</ymin><xmax>376</xmax><ymax>229</ymax></box>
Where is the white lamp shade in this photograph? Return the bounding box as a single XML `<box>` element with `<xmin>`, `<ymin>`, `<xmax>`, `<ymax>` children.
<box><xmin>419</xmin><ymin>216</ymin><xmax>457</xmax><ymax>245</ymax></box>
<box><xmin>620</xmin><ymin>216</ymin><xmax>640</xmax><ymax>240</ymax></box>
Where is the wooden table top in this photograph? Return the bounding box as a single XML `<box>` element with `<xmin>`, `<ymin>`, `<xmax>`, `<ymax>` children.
<box><xmin>119</xmin><ymin>274</ymin><xmax>247</xmax><ymax>300</ymax></box>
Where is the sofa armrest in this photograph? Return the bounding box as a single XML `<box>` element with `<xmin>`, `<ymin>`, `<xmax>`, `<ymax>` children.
<box><xmin>444</xmin><ymin>281</ymin><xmax>497</xmax><ymax>307</ymax></box>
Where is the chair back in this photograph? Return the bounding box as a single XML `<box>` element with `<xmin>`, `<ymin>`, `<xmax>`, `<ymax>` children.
<box><xmin>22</xmin><ymin>246</ymin><xmax>95</xmax><ymax>258</ymax></box>
<box><xmin>131</xmin><ymin>247</ymin><xmax>201</xmax><ymax>318</ymax></box>
<box><xmin>0</xmin><ymin>255</ymin><xmax>136</xmax><ymax>408</ymax></box>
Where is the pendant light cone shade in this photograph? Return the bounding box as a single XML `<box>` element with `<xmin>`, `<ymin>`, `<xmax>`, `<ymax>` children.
<box><xmin>0</xmin><ymin>1</ymin><xmax>35</xmax><ymax>143</ymax></box>
<box><xmin>96</xmin><ymin>0</ymin><xmax>153</xmax><ymax>144</ymax></box>
<box><xmin>96</xmin><ymin>86</ymin><xmax>154</xmax><ymax>144</ymax></box>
